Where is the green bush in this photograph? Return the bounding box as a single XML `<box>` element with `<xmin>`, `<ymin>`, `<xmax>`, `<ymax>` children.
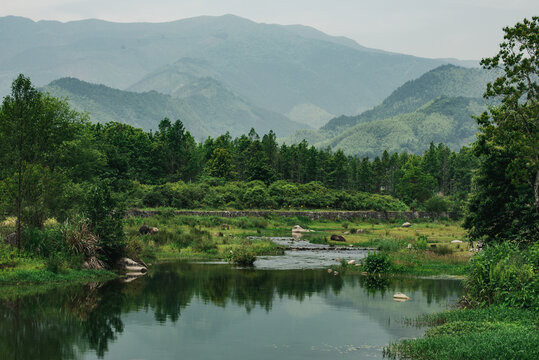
<box><xmin>376</xmin><ymin>238</ymin><xmax>405</xmax><ymax>252</ymax></box>
<box><xmin>362</xmin><ymin>252</ymin><xmax>392</xmax><ymax>273</ymax></box>
<box><xmin>465</xmin><ymin>243</ymin><xmax>537</xmax><ymax>308</ymax></box>
<box><xmin>227</xmin><ymin>247</ymin><xmax>257</xmax><ymax>266</ymax></box>
<box><xmin>84</xmin><ymin>182</ymin><xmax>126</xmax><ymax>262</ymax></box>
<box><xmin>416</xmin><ymin>235</ymin><xmax>429</xmax><ymax>250</ymax></box>
<box><xmin>425</xmin><ymin>196</ymin><xmax>450</xmax><ymax>214</ymax></box>
<box><xmin>45</xmin><ymin>252</ymin><xmax>65</xmax><ymax>273</ymax></box>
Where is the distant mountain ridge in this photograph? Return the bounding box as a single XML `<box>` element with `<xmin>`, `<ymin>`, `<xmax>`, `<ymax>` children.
<box><xmin>43</xmin><ymin>77</ymin><xmax>307</xmax><ymax>139</ymax></box>
<box><xmin>1</xmin><ymin>15</ymin><xmax>476</xmax><ymax>126</ymax></box>
<box><xmin>286</xmin><ymin>65</ymin><xmax>494</xmax><ymax>157</ymax></box>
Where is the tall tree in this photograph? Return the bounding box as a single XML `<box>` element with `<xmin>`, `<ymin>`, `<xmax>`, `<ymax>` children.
<box><xmin>465</xmin><ymin>17</ymin><xmax>538</xmax><ymax>244</ymax></box>
<box><xmin>0</xmin><ymin>75</ymin><xmax>85</xmax><ymax>247</ymax></box>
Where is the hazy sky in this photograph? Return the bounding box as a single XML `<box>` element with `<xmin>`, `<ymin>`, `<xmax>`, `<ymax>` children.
<box><xmin>2</xmin><ymin>0</ymin><xmax>537</xmax><ymax>59</ymax></box>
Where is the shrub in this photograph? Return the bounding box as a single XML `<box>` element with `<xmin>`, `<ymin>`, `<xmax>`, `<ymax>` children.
<box><xmin>45</xmin><ymin>252</ymin><xmax>65</xmax><ymax>273</ymax></box>
<box><xmin>425</xmin><ymin>196</ymin><xmax>450</xmax><ymax>214</ymax></box>
<box><xmin>376</xmin><ymin>238</ymin><xmax>405</xmax><ymax>252</ymax></box>
<box><xmin>362</xmin><ymin>252</ymin><xmax>392</xmax><ymax>273</ymax></box>
<box><xmin>84</xmin><ymin>182</ymin><xmax>126</xmax><ymax>262</ymax></box>
<box><xmin>62</xmin><ymin>216</ymin><xmax>99</xmax><ymax>258</ymax></box>
<box><xmin>465</xmin><ymin>243</ymin><xmax>537</xmax><ymax>308</ymax></box>
<box><xmin>227</xmin><ymin>247</ymin><xmax>257</xmax><ymax>266</ymax></box>
<box><xmin>416</xmin><ymin>235</ymin><xmax>429</xmax><ymax>250</ymax></box>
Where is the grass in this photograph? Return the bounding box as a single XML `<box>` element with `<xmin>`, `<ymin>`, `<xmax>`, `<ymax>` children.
<box><xmin>0</xmin><ymin>267</ymin><xmax>115</xmax><ymax>286</ymax></box>
<box><xmin>384</xmin><ymin>306</ymin><xmax>539</xmax><ymax>360</ymax></box>
<box><xmin>122</xmin><ymin>212</ymin><xmax>471</xmax><ymax>276</ymax></box>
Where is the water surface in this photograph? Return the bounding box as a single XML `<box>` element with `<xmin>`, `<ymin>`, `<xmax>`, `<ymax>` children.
<box><xmin>0</xmin><ymin>262</ymin><xmax>463</xmax><ymax>359</ymax></box>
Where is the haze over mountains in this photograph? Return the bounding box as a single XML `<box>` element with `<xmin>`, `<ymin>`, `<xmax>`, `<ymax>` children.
<box><xmin>1</xmin><ymin>14</ymin><xmax>488</xmax><ymax>150</ymax></box>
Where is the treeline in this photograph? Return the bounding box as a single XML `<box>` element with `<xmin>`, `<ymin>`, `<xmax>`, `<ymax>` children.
<box><xmin>86</xmin><ymin>119</ymin><xmax>477</xmax><ymax>212</ymax></box>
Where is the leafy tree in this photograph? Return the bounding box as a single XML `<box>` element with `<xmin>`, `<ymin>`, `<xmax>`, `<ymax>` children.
<box><xmin>206</xmin><ymin>148</ymin><xmax>235</xmax><ymax>179</ymax></box>
<box><xmin>396</xmin><ymin>158</ymin><xmax>436</xmax><ymax>206</ymax></box>
<box><xmin>465</xmin><ymin>17</ymin><xmax>539</xmax><ymax>244</ymax></box>
<box><xmin>0</xmin><ymin>75</ymin><xmax>85</xmax><ymax>247</ymax></box>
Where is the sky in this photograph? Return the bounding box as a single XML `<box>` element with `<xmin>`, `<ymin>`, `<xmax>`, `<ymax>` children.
<box><xmin>2</xmin><ymin>0</ymin><xmax>537</xmax><ymax>60</ymax></box>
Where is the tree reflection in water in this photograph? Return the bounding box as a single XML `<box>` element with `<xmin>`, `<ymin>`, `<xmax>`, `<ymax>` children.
<box><xmin>0</xmin><ymin>262</ymin><xmax>463</xmax><ymax>359</ymax></box>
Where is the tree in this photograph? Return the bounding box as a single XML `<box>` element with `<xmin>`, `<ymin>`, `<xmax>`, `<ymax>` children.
<box><xmin>465</xmin><ymin>17</ymin><xmax>539</xmax><ymax>244</ymax></box>
<box><xmin>0</xmin><ymin>75</ymin><xmax>85</xmax><ymax>248</ymax></box>
<box><xmin>396</xmin><ymin>157</ymin><xmax>436</xmax><ymax>206</ymax></box>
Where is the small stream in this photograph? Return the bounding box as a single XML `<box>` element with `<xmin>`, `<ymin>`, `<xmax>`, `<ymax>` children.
<box><xmin>254</xmin><ymin>237</ymin><xmax>371</xmax><ymax>270</ymax></box>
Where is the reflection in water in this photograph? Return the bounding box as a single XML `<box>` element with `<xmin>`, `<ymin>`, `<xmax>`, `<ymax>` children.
<box><xmin>0</xmin><ymin>263</ymin><xmax>464</xmax><ymax>360</ymax></box>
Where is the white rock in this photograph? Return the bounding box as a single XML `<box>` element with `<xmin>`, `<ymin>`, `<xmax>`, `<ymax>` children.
<box><xmin>401</xmin><ymin>222</ymin><xmax>412</xmax><ymax>228</ymax></box>
<box><xmin>451</xmin><ymin>240</ymin><xmax>463</xmax><ymax>244</ymax></box>
<box><xmin>393</xmin><ymin>292</ymin><xmax>410</xmax><ymax>300</ymax></box>
<box><xmin>328</xmin><ymin>268</ymin><xmax>333</xmax><ymax>273</ymax></box>
<box><xmin>292</xmin><ymin>225</ymin><xmax>309</xmax><ymax>233</ymax></box>
<box><xmin>347</xmin><ymin>260</ymin><xmax>356</xmax><ymax>265</ymax></box>
<box><xmin>407</xmin><ymin>243</ymin><xmax>412</xmax><ymax>249</ymax></box>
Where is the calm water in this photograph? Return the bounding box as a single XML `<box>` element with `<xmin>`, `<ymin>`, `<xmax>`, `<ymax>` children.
<box><xmin>1</xmin><ymin>262</ymin><xmax>463</xmax><ymax>360</ymax></box>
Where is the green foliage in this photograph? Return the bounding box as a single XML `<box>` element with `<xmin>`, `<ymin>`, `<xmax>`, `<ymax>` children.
<box><xmin>465</xmin><ymin>17</ymin><xmax>539</xmax><ymax>244</ymax></box>
<box><xmin>84</xmin><ymin>182</ymin><xmax>126</xmax><ymax>262</ymax></box>
<box><xmin>227</xmin><ymin>246</ymin><xmax>257</xmax><ymax>266</ymax></box>
<box><xmin>424</xmin><ymin>196</ymin><xmax>450</xmax><ymax>213</ymax></box>
<box><xmin>362</xmin><ymin>252</ymin><xmax>392</xmax><ymax>274</ymax></box>
<box><xmin>385</xmin><ymin>307</ymin><xmax>539</xmax><ymax>360</ymax></box>
<box><xmin>375</xmin><ymin>238</ymin><xmax>405</xmax><ymax>252</ymax></box>
<box><xmin>431</xmin><ymin>245</ymin><xmax>453</xmax><ymax>256</ymax></box>
<box><xmin>465</xmin><ymin>243</ymin><xmax>538</xmax><ymax>308</ymax></box>
<box><xmin>416</xmin><ymin>235</ymin><xmax>429</xmax><ymax>250</ymax></box>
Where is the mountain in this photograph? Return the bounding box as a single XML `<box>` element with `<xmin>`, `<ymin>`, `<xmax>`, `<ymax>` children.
<box><xmin>1</xmin><ymin>15</ymin><xmax>475</xmax><ymax>126</ymax></box>
<box><xmin>42</xmin><ymin>77</ymin><xmax>307</xmax><ymax>139</ymax></box>
<box><xmin>286</xmin><ymin>65</ymin><xmax>494</xmax><ymax>157</ymax></box>
<box><xmin>318</xmin><ymin>96</ymin><xmax>485</xmax><ymax>158</ymax></box>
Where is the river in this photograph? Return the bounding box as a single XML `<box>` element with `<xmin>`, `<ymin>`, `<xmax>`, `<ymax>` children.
<box><xmin>0</xmin><ymin>257</ymin><xmax>463</xmax><ymax>359</ymax></box>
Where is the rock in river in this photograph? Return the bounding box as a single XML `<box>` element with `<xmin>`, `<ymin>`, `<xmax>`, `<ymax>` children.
<box><xmin>330</xmin><ymin>234</ymin><xmax>346</xmax><ymax>242</ymax></box>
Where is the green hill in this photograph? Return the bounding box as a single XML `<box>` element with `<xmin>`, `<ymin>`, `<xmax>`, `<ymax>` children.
<box><xmin>286</xmin><ymin>65</ymin><xmax>493</xmax><ymax>156</ymax></box>
<box><xmin>319</xmin><ymin>96</ymin><xmax>485</xmax><ymax>158</ymax></box>
<box><xmin>43</xmin><ymin>77</ymin><xmax>307</xmax><ymax>139</ymax></box>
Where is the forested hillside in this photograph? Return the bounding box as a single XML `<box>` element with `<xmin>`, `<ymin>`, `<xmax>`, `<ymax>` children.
<box><xmin>43</xmin><ymin>77</ymin><xmax>307</xmax><ymax>138</ymax></box>
<box><xmin>287</xmin><ymin>65</ymin><xmax>492</xmax><ymax>156</ymax></box>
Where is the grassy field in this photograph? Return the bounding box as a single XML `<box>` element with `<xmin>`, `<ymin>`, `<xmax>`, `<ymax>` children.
<box><xmin>124</xmin><ymin>213</ymin><xmax>472</xmax><ymax>275</ymax></box>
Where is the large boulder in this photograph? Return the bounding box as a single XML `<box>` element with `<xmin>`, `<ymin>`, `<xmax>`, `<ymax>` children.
<box><xmin>292</xmin><ymin>225</ymin><xmax>309</xmax><ymax>233</ymax></box>
<box><xmin>330</xmin><ymin>234</ymin><xmax>346</xmax><ymax>242</ymax></box>
<box><xmin>117</xmin><ymin>257</ymin><xmax>147</xmax><ymax>274</ymax></box>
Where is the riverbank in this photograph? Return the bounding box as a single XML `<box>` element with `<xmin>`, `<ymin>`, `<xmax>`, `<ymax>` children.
<box><xmin>384</xmin><ymin>306</ymin><xmax>539</xmax><ymax>360</ymax></box>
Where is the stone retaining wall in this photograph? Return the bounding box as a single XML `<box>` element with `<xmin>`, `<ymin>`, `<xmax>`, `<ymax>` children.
<box><xmin>127</xmin><ymin>209</ymin><xmax>453</xmax><ymax>220</ymax></box>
